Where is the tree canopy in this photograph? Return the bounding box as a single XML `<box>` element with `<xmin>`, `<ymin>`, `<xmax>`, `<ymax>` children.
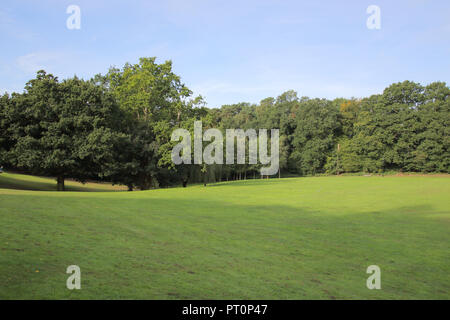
<box><xmin>0</xmin><ymin>58</ymin><xmax>448</xmax><ymax>191</ymax></box>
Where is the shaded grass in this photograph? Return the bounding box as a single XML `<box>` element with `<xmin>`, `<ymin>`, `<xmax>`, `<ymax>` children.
<box><xmin>0</xmin><ymin>175</ymin><xmax>448</xmax><ymax>299</ymax></box>
<box><xmin>0</xmin><ymin>172</ymin><xmax>126</xmax><ymax>191</ymax></box>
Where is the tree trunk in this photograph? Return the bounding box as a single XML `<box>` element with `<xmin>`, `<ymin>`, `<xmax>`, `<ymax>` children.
<box><xmin>139</xmin><ymin>176</ymin><xmax>152</xmax><ymax>190</ymax></box>
<box><xmin>278</xmin><ymin>168</ymin><xmax>281</xmax><ymax>179</ymax></box>
<box><xmin>57</xmin><ymin>176</ymin><xmax>65</xmax><ymax>191</ymax></box>
<box><xmin>127</xmin><ymin>184</ymin><xmax>133</xmax><ymax>191</ymax></box>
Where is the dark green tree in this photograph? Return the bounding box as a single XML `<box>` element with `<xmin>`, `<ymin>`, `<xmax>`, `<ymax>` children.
<box><xmin>290</xmin><ymin>99</ymin><xmax>341</xmax><ymax>175</ymax></box>
<box><xmin>8</xmin><ymin>71</ymin><xmax>123</xmax><ymax>190</ymax></box>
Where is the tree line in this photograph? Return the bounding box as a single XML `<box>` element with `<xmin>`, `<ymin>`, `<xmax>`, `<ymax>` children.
<box><xmin>0</xmin><ymin>57</ymin><xmax>448</xmax><ymax>190</ymax></box>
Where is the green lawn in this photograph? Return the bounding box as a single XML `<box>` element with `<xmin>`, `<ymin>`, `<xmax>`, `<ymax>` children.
<box><xmin>0</xmin><ymin>173</ymin><xmax>448</xmax><ymax>299</ymax></box>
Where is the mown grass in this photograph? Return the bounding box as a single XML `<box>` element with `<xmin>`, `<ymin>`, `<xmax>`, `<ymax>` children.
<box><xmin>0</xmin><ymin>173</ymin><xmax>448</xmax><ymax>299</ymax></box>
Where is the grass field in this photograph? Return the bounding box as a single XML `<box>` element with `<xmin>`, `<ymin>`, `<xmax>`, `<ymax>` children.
<box><xmin>0</xmin><ymin>172</ymin><xmax>448</xmax><ymax>299</ymax></box>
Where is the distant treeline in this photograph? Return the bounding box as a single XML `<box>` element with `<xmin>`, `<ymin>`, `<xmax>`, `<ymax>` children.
<box><xmin>0</xmin><ymin>57</ymin><xmax>449</xmax><ymax>190</ymax></box>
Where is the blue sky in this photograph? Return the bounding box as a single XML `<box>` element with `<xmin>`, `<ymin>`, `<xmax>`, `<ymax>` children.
<box><xmin>1</xmin><ymin>0</ymin><xmax>449</xmax><ymax>107</ymax></box>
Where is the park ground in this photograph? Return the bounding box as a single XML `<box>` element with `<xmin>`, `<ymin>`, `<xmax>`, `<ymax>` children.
<box><xmin>0</xmin><ymin>172</ymin><xmax>448</xmax><ymax>299</ymax></box>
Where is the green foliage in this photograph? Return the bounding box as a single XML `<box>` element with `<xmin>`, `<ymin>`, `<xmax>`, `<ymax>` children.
<box><xmin>5</xmin><ymin>71</ymin><xmax>124</xmax><ymax>190</ymax></box>
<box><xmin>105</xmin><ymin>57</ymin><xmax>195</xmax><ymax>122</ymax></box>
<box><xmin>103</xmin><ymin>57</ymin><xmax>206</xmax><ymax>189</ymax></box>
<box><xmin>1</xmin><ymin>60</ymin><xmax>449</xmax><ymax>189</ymax></box>
<box><xmin>346</xmin><ymin>81</ymin><xmax>450</xmax><ymax>173</ymax></box>
<box><xmin>290</xmin><ymin>99</ymin><xmax>341</xmax><ymax>175</ymax></box>
<box><xmin>0</xmin><ymin>93</ymin><xmax>12</xmax><ymax>165</ymax></box>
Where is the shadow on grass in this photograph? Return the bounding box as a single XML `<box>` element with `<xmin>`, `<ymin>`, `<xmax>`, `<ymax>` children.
<box><xmin>0</xmin><ymin>174</ymin><xmax>124</xmax><ymax>192</ymax></box>
<box><xmin>206</xmin><ymin>179</ymin><xmax>286</xmax><ymax>188</ymax></box>
<box><xmin>0</xmin><ymin>189</ymin><xmax>448</xmax><ymax>299</ymax></box>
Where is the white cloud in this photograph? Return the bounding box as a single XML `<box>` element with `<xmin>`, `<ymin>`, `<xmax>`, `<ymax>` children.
<box><xmin>16</xmin><ymin>52</ymin><xmax>64</xmax><ymax>74</ymax></box>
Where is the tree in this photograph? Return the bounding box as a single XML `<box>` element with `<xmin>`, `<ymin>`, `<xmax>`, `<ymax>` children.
<box><xmin>8</xmin><ymin>71</ymin><xmax>123</xmax><ymax>190</ymax></box>
<box><xmin>0</xmin><ymin>93</ymin><xmax>12</xmax><ymax>166</ymax></box>
<box><xmin>409</xmin><ymin>83</ymin><xmax>450</xmax><ymax>172</ymax></box>
<box><xmin>105</xmin><ymin>121</ymin><xmax>157</xmax><ymax>191</ymax></box>
<box><xmin>106</xmin><ymin>57</ymin><xmax>195</xmax><ymax>122</ymax></box>
<box><xmin>104</xmin><ymin>57</ymin><xmax>205</xmax><ymax>188</ymax></box>
<box><xmin>290</xmin><ymin>99</ymin><xmax>341</xmax><ymax>175</ymax></box>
